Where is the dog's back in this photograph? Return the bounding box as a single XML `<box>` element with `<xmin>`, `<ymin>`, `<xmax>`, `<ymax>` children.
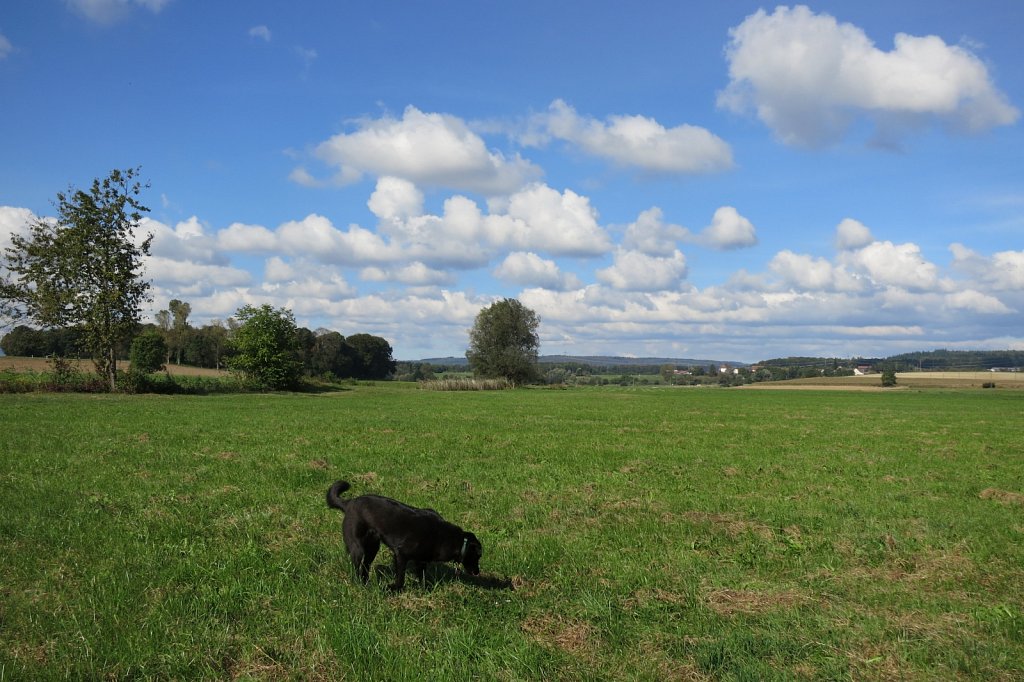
<box><xmin>330</xmin><ymin>485</ymin><xmax>455</xmax><ymax>536</ymax></box>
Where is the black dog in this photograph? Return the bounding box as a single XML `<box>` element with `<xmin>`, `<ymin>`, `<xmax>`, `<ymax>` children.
<box><xmin>326</xmin><ymin>480</ymin><xmax>482</xmax><ymax>590</ymax></box>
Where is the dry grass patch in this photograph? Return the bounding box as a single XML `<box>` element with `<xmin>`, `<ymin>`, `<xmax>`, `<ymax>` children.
<box><xmin>521</xmin><ymin>614</ymin><xmax>600</xmax><ymax>659</ymax></box>
<box><xmin>623</xmin><ymin>586</ymin><xmax>691</xmax><ymax>611</ymax></box>
<box><xmin>844</xmin><ymin>643</ymin><xmax>915</xmax><ymax>682</ymax></box>
<box><xmin>704</xmin><ymin>587</ymin><xmax>811</xmax><ymax>616</ymax></box>
<box><xmin>979</xmin><ymin>488</ymin><xmax>1024</xmax><ymax>505</ymax></box>
<box><xmin>637</xmin><ymin>637</ymin><xmax>711</xmax><ymax>681</ymax></box>
<box><xmin>682</xmin><ymin>511</ymin><xmax>776</xmax><ymax>540</ymax></box>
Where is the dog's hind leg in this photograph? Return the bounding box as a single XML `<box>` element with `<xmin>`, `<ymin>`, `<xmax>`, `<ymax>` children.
<box><xmin>349</xmin><ymin>536</ymin><xmax>379</xmax><ymax>584</ymax></box>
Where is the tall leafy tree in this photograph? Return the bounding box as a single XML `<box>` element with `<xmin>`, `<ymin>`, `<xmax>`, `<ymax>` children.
<box><xmin>308</xmin><ymin>330</ymin><xmax>355</xmax><ymax>378</ymax></box>
<box><xmin>168</xmin><ymin>299</ymin><xmax>191</xmax><ymax>364</ymax></box>
<box><xmin>346</xmin><ymin>333</ymin><xmax>397</xmax><ymax>379</ymax></box>
<box><xmin>466</xmin><ymin>298</ymin><xmax>541</xmax><ymax>385</ymax></box>
<box><xmin>228</xmin><ymin>304</ymin><xmax>303</xmax><ymax>390</ymax></box>
<box><xmin>1</xmin><ymin>168</ymin><xmax>152</xmax><ymax>391</ymax></box>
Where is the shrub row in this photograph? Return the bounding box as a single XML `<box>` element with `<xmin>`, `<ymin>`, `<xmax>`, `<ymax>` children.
<box><xmin>0</xmin><ymin>368</ymin><xmax>249</xmax><ymax>395</ymax></box>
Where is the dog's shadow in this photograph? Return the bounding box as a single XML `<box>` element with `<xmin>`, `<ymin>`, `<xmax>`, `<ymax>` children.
<box><xmin>371</xmin><ymin>563</ymin><xmax>514</xmax><ymax>592</ymax></box>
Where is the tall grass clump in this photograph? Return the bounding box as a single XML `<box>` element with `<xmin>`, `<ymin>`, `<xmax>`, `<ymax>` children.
<box><xmin>419</xmin><ymin>377</ymin><xmax>513</xmax><ymax>391</ymax></box>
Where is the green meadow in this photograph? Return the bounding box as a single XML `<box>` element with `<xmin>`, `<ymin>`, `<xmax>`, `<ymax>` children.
<box><xmin>2</xmin><ymin>386</ymin><xmax>1022</xmax><ymax>680</ymax></box>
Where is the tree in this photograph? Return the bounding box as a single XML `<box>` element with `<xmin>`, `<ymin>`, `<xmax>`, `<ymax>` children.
<box><xmin>1</xmin><ymin>168</ymin><xmax>152</xmax><ymax>391</ymax></box>
<box><xmin>308</xmin><ymin>331</ymin><xmax>355</xmax><ymax>378</ymax></box>
<box><xmin>168</xmin><ymin>299</ymin><xmax>191</xmax><ymax>364</ymax></box>
<box><xmin>227</xmin><ymin>304</ymin><xmax>303</xmax><ymax>389</ymax></box>
<box><xmin>0</xmin><ymin>297</ymin><xmax>18</xmax><ymax>335</ymax></box>
<box><xmin>154</xmin><ymin>308</ymin><xmax>172</xmax><ymax>363</ymax></box>
<box><xmin>466</xmin><ymin>298</ymin><xmax>540</xmax><ymax>385</ymax></box>
<box><xmin>881</xmin><ymin>366</ymin><xmax>898</xmax><ymax>387</ymax></box>
<box><xmin>183</xmin><ymin>321</ymin><xmax>228</xmax><ymax>369</ymax></box>
<box><xmin>346</xmin><ymin>333</ymin><xmax>397</xmax><ymax>379</ymax></box>
<box><xmin>130</xmin><ymin>330</ymin><xmax>167</xmax><ymax>374</ymax></box>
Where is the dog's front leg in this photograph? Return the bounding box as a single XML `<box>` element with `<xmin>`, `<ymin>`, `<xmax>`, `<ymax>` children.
<box><xmin>389</xmin><ymin>554</ymin><xmax>408</xmax><ymax>591</ymax></box>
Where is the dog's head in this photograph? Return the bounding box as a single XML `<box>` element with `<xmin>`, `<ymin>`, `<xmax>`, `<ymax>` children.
<box><xmin>460</xmin><ymin>532</ymin><xmax>482</xmax><ymax>575</ymax></box>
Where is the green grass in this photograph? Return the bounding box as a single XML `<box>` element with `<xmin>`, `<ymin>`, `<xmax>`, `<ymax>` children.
<box><xmin>2</xmin><ymin>386</ymin><xmax>1022</xmax><ymax>680</ymax></box>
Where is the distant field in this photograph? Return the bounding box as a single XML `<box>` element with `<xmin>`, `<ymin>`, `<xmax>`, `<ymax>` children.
<box><xmin>0</xmin><ymin>355</ymin><xmax>227</xmax><ymax>377</ymax></box>
<box><xmin>742</xmin><ymin>371</ymin><xmax>1024</xmax><ymax>390</ymax></box>
<box><xmin>2</xmin><ymin>385</ymin><xmax>1022</xmax><ymax>679</ymax></box>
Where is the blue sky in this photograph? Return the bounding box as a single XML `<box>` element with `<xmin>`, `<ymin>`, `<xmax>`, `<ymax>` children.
<box><xmin>1</xmin><ymin>1</ymin><xmax>1022</xmax><ymax>362</ymax></box>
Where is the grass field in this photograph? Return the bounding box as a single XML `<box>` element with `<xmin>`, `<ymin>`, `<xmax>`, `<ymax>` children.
<box><xmin>2</xmin><ymin>386</ymin><xmax>1022</xmax><ymax>679</ymax></box>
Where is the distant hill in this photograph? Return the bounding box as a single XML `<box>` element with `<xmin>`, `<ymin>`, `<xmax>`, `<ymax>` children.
<box><xmin>413</xmin><ymin>355</ymin><xmax>748</xmax><ymax>368</ymax></box>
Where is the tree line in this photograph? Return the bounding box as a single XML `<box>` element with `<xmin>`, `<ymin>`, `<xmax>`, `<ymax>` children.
<box><xmin>0</xmin><ymin>305</ymin><xmax>397</xmax><ymax>386</ymax></box>
<box><xmin>759</xmin><ymin>350</ymin><xmax>1023</xmax><ymax>372</ymax></box>
<box><xmin>0</xmin><ymin>168</ymin><xmax>397</xmax><ymax>391</ymax></box>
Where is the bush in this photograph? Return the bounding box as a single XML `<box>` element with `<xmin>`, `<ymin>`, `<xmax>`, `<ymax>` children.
<box><xmin>130</xmin><ymin>331</ymin><xmax>167</xmax><ymax>374</ymax></box>
<box><xmin>881</xmin><ymin>368</ymin><xmax>898</xmax><ymax>387</ymax></box>
<box><xmin>117</xmin><ymin>368</ymin><xmax>154</xmax><ymax>394</ymax></box>
<box><xmin>228</xmin><ymin>304</ymin><xmax>303</xmax><ymax>390</ymax></box>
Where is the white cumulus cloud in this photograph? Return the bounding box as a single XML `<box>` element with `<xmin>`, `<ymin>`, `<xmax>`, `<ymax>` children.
<box><xmin>532</xmin><ymin>99</ymin><xmax>734</xmax><ymax>174</ymax></box>
<box><xmin>835</xmin><ymin>218</ymin><xmax>874</xmax><ymax>250</ymax></box>
<box><xmin>367</xmin><ymin>176</ymin><xmax>425</xmax><ymax>223</ymax></box>
<box><xmin>622</xmin><ymin>208</ymin><xmax>689</xmax><ymax>256</ymax></box>
<box><xmin>311</xmin><ymin>106</ymin><xmax>542</xmax><ymax>195</ymax></box>
<box><xmin>839</xmin><ymin>240</ymin><xmax>941</xmax><ymax>291</ymax></box>
<box><xmin>142</xmin><ymin>216</ymin><xmax>225</xmax><ymax>265</ymax></box>
<box><xmin>277</xmin><ymin>215</ymin><xmax>397</xmax><ymax>265</ymax></box>
<box><xmin>597</xmin><ymin>249</ymin><xmax>688</xmax><ymax>292</ymax></box>
<box><xmin>0</xmin><ymin>206</ymin><xmax>35</xmax><ymax>256</ymax></box>
<box><xmin>719</xmin><ymin>5</ymin><xmax>1020</xmax><ymax>147</ymax></box>
<box><xmin>216</xmin><ymin>222</ymin><xmax>280</xmax><ymax>253</ymax></box>
<box><xmin>770</xmin><ymin>251</ymin><xmax>837</xmax><ymax>291</ymax></box>
<box><xmin>486</xmin><ymin>184</ymin><xmax>611</xmax><ymax>257</ymax></box>
<box><xmin>493</xmin><ymin>252</ymin><xmax>582</xmax><ymax>291</ymax></box>
<box><xmin>360</xmin><ymin>262</ymin><xmax>455</xmax><ymax>286</ymax></box>
<box><xmin>698</xmin><ymin>206</ymin><xmax>758</xmax><ymax>250</ymax></box>
<box><xmin>951</xmin><ymin>244</ymin><xmax>1024</xmax><ymax>291</ymax></box>
<box><xmin>945</xmin><ymin>289</ymin><xmax>1012</xmax><ymax>314</ymax></box>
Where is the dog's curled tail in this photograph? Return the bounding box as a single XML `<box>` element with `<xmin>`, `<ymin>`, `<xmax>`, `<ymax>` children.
<box><xmin>326</xmin><ymin>480</ymin><xmax>351</xmax><ymax>511</ymax></box>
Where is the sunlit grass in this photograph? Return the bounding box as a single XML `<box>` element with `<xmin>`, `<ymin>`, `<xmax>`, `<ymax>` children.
<box><xmin>2</xmin><ymin>387</ymin><xmax>1022</xmax><ymax>679</ymax></box>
